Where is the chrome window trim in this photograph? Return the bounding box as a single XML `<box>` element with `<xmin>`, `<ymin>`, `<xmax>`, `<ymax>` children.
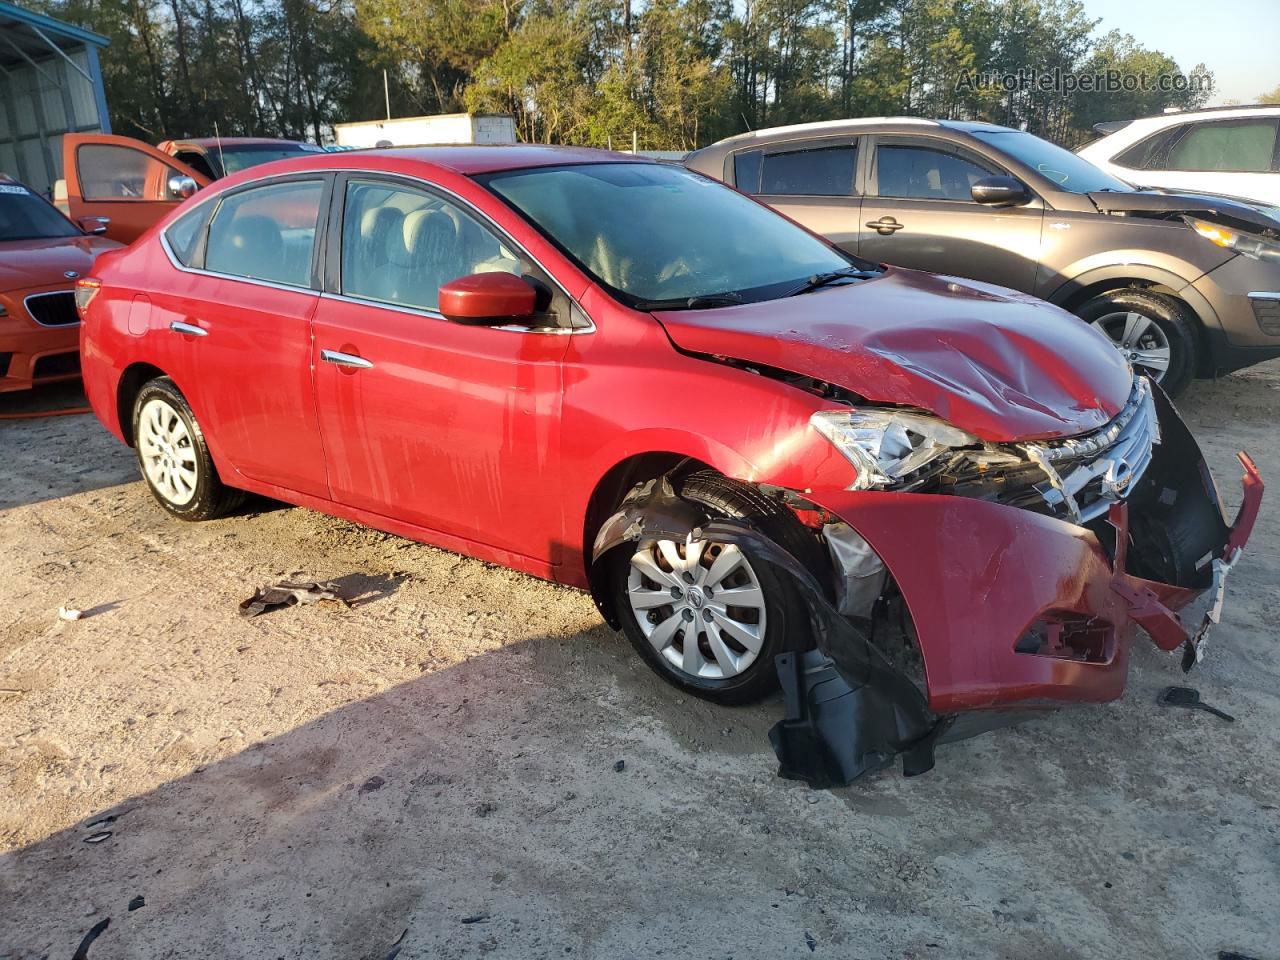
<box><xmin>335</xmin><ymin>172</ymin><xmax>595</xmax><ymax>335</ymax></box>
<box><xmin>318</xmin><ymin>291</ymin><xmax>594</xmax><ymax>336</ymax></box>
<box><xmin>159</xmin><ymin>231</ymin><xmax>321</xmax><ymax>298</ymax></box>
<box><xmin>23</xmin><ymin>290</ymin><xmax>79</xmax><ymax>327</ymax></box>
<box><xmin>1246</xmin><ymin>292</ymin><xmax>1280</xmax><ymax>299</ymax></box>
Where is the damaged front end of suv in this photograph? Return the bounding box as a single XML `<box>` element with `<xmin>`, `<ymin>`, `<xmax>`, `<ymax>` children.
<box><xmin>593</xmin><ymin>347</ymin><xmax>1261</xmax><ymax>788</ymax></box>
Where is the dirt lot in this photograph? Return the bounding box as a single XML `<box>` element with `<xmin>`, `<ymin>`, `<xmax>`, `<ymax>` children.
<box><xmin>1</xmin><ymin>369</ymin><xmax>1278</xmax><ymax>960</ymax></box>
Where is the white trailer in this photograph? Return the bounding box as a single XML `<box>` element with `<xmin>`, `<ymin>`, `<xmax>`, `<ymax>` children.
<box><xmin>334</xmin><ymin>113</ymin><xmax>517</xmax><ymax>149</ymax></box>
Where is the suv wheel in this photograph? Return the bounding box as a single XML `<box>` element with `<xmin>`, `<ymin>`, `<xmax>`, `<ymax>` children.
<box><xmin>133</xmin><ymin>378</ymin><xmax>244</xmax><ymax>521</ymax></box>
<box><xmin>1076</xmin><ymin>289</ymin><xmax>1198</xmax><ymax>397</ymax></box>
<box><xmin>609</xmin><ymin>471</ymin><xmax>819</xmax><ymax>705</ymax></box>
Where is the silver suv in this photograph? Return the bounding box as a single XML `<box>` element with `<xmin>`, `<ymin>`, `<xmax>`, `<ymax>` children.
<box><xmin>685</xmin><ymin>118</ymin><xmax>1280</xmax><ymax>396</ymax></box>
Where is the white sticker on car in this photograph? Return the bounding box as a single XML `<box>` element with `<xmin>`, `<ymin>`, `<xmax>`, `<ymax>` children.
<box><xmin>0</xmin><ymin>184</ymin><xmax>30</xmax><ymax>195</ymax></box>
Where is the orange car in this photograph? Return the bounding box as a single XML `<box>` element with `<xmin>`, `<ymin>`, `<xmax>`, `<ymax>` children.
<box><xmin>0</xmin><ymin>175</ymin><xmax>121</xmax><ymax>392</ymax></box>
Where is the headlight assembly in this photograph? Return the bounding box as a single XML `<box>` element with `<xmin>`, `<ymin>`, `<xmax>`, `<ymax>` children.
<box><xmin>1185</xmin><ymin>217</ymin><xmax>1280</xmax><ymax>262</ymax></box>
<box><xmin>810</xmin><ymin>408</ymin><xmax>979</xmax><ymax>490</ymax></box>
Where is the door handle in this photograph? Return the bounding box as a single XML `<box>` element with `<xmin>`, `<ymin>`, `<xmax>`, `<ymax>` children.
<box><xmin>169</xmin><ymin>320</ymin><xmax>207</xmax><ymax>337</ymax></box>
<box><xmin>321</xmin><ymin>349</ymin><xmax>373</xmax><ymax>370</ymax></box>
<box><xmin>865</xmin><ymin>217</ymin><xmax>904</xmax><ymax>235</ymax></box>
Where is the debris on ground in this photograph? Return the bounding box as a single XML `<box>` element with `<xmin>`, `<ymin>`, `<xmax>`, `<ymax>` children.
<box><xmin>461</xmin><ymin>914</ymin><xmax>491</xmax><ymax>924</ymax></box>
<box><xmin>237</xmin><ymin>580</ymin><xmax>352</xmax><ymax>618</ymax></box>
<box><xmin>83</xmin><ymin>832</ymin><xmax>112</xmax><ymax>844</ymax></box>
<box><xmin>1157</xmin><ymin>686</ymin><xmax>1236</xmax><ymax>722</ymax></box>
<box><xmin>384</xmin><ymin>928</ymin><xmax>408</xmax><ymax>960</ymax></box>
<box><xmin>613</xmin><ymin>759</ymin><xmax>625</xmax><ymax>772</ymax></box>
<box><xmin>58</xmin><ymin>606</ymin><xmax>83</xmax><ymax>621</ymax></box>
<box><xmin>127</xmin><ymin>896</ymin><xmax>145</xmax><ymax>912</ymax></box>
<box><xmin>359</xmin><ymin>776</ymin><xmax>386</xmax><ymax>794</ymax></box>
<box><xmin>71</xmin><ymin>917</ymin><xmax>109</xmax><ymax>960</ymax></box>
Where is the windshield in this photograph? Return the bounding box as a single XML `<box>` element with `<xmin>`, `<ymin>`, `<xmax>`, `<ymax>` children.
<box><xmin>218</xmin><ymin>144</ymin><xmax>319</xmax><ymax>175</ymax></box>
<box><xmin>0</xmin><ymin>182</ymin><xmax>80</xmax><ymax>241</ymax></box>
<box><xmin>478</xmin><ymin>163</ymin><xmax>863</xmax><ymax>307</ymax></box>
<box><xmin>970</xmin><ymin>129</ymin><xmax>1132</xmax><ymax>194</ymax></box>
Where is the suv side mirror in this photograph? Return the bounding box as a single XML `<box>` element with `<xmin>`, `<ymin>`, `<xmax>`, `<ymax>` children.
<box><xmin>439</xmin><ymin>272</ymin><xmax>537</xmax><ymax>325</ymax></box>
<box><xmin>76</xmin><ymin>216</ymin><xmax>110</xmax><ymax>235</ymax></box>
<box><xmin>971</xmin><ymin>176</ymin><xmax>1032</xmax><ymax>207</ymax></box>
<box><xmin>168</xmin><ymin>175</ymin><xmax>199</xmax><ymax>200</ymax></box>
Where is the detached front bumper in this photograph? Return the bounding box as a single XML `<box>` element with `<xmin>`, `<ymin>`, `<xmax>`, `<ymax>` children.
<box><xmin>809</xmin><ymin>455</ymin><xmax>1260</xmax><ymax>713</ymax></box>
<box><xmin>808</xmin><ymin>394</ymin><xmax>1263</xmax><ymax>714</ymax></box>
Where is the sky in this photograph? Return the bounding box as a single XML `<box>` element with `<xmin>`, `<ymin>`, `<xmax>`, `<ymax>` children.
<box><xmin>1080</xmin><ymin>0</ymin><xmax>1280</xmax><ymax>105</ymax></box>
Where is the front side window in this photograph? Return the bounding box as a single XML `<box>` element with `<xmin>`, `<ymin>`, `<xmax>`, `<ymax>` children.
<box><xmin>761</xmin><ymin>144</ymin><xmax>856</xmax><ymax>196</ymax></box>
<box><xmin>1165</xmin><ymin>119</ymin><xmax>1280</xmax><ymax>173</ymax></box>
<box><xmin>204</xmin><ymin>179</ymin><xmax>323</xmax><ymax>287</ymax></box>
<box><xmin>480</xmin><ymin>163</ymin><xmax>860</xmax><ymax>307</ymax></box>
<box><xmin>340</xmin><ymin>180</ymin><xmax>522</xmax><ymax>312</ymax></box>
<box><xmin>76</xmin><ymin>144</ymin><xmax>185</xmax><ymax>202</ymax></box>
<box><xmin>0</xmin><ymin>180</ymin><xmax>79</xmax><ymax>240</ymax></box>
<box><xmin>875</xmin><ymin>145</ymin><xmax>993</xmax><ymax>201</ymax></box>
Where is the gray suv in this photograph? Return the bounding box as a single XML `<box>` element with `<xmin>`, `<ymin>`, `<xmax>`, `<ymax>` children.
<box><xmin>685</xmin><ymin>118</ymin><xmax>1280</xmax><ymax>396</ymax></box>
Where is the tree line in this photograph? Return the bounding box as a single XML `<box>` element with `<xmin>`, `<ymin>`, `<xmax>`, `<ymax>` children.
<box><xmin>33</xmin><ymin>0</ymin><xmax>1217</xmax><ymax>150</ymax></box>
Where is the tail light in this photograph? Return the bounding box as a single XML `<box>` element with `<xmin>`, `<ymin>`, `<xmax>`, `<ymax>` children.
<box><xmin>74</xmin><ymin>277</ymin><xmax>102</xmax><ymax>316</ymax></box>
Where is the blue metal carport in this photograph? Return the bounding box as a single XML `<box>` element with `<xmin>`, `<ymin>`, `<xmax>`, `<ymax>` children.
<box><xmin>0</xmin><ymin>0</ymin><xmax>109</xmax><ymax>196</ymax></box>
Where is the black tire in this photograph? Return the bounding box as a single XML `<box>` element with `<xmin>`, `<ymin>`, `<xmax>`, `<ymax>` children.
<box><xmin>610</xmin><ymin>470</ymin><xmax>819</xmax><ymax>705</ymax></box>
<box><xmin>1075</xmin><ymin>289</ymin><xmax>1199</xmax><ymax>398</ymax></box>
<box><xmin>132</xmin><ymin>377</ymin><xmax>244</xmax><ymax>521</ymax></box>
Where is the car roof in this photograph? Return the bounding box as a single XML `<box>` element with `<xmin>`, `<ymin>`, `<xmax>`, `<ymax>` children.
<box><xmin>173</xmin><ymin>137</ymin><xmax>312</xmax><ymax>149</ymax></box>
<box><xmin>333</xmin><ymin>144</ymin><xmax>644</xmax><ymax>175</ymax></box>
<box><xmin>709</xmin><ymin>117</ymin><xmax>938</xmax><ymax>148</ymax></box>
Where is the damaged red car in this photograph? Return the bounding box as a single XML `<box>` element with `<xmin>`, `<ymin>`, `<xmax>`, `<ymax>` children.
<box><xmin>74</xmin><ymin>148</ymin><xmax>1263</xmax><ymax>785</ymax></box>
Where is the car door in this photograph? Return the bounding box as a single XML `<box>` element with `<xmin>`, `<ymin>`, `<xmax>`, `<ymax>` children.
<box><xmin>61</xmin><ymin>134</ymin><xmax>211</xmax><ymax>244</ymax></box>
<box><xmin>311</xmin><ymin>175</ymin><xmax>572</xmax><ymax>563</ymax></box>
<box><xmin>157</xmin><ymin>174</ymin><xmax>331</xmax><ymax>498</ymax></box>
<box><xmin>859</xmin><ymin>136</ymin><xmax>1043</xmax><ymax>292</ymax></box>
<box><xmin>730</xmin><ymin>137</ymin><xmax>862</xmax><ymax>255</ymax></box>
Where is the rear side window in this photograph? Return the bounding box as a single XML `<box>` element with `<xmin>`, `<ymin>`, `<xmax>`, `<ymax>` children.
<box><xmin>1165</xmin><ymin>119</ymin><xmax>1280</xmax><ymax>172</ymax></box>
<box><xmin>76</xmin><ymin>144</ymin><xmax>185</xmax><ymax>201</ymax></box>
<box><xmin>204</xmin><ymin>180</ymin><xmax>323</xmax><ymax>287</ymax></box>
<box><xmin>340</xmin><ymin>180</ymin><xmax>521</xmax><ymax>312</ymax></box>
<box><xmin>760</xmin><ymin>144</ymin><xmax>856</xmax><ymax>196</ymax></box>
<box><xmin>733</xmin><ymin>150</ymin><xmax>762</xmax><ymax>193</ymax></box>
<box><xmin>875</xmin><ymin>145</ymin><xmax>993</xmax><ymax>201</ymax></box>
<box><xmin>164</xmin><ymin>201</ymin><xmax>215</xmax><ymax>266</ymax></box>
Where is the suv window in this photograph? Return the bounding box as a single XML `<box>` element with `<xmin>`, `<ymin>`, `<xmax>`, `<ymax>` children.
<box><xmin>875</xmin><ymin>144</ymin><xmax>993</xmax><ymax>201</ymax></box>
<box><xmin>733</xmin><ymin>150</ymin><xmax>762</xmax><ymax>193</ymax></box>
<box><xmin>1114</xmin><ymin>126</ymin><xmax>1185</xmax><ymax>170</ymax></box>
<box><xmin>204</xmin><ymin>179</ymin><xmax>323</xmax><ymax>287</ymax></box>
<box><xmin>340</xmin><ymin>180</ymin><xmax>521</xmax><ymax>312</ymax></box>
<box><xmin>76</xmin><ymin>144</ymin><xmax>185</xmax><ymax>201</ymax></box>
<box><xmin>759</xmin><ymin>144</ymin><xmax>856</xmax><ymax>196</ymax></box>
<box><xmin>1165</xmin><ymin>119</ymin><xmax>1280</xmax><ymax>173</ymax></box>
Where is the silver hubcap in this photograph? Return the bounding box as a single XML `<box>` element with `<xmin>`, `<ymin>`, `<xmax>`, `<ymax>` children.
<box><xmin>627</xmin><ymin>537</ymin><xmax>767</xmax><ymax>680</ymax></box>
<box><xmin>138</xmin><ymin>397</ymin><xmax>199</xmax><ymax>506</ymax></box>
<box><xmin>1091</xmin><ymin>310</ymin><xmax>1172</xmax><ymax>381</ymax></box>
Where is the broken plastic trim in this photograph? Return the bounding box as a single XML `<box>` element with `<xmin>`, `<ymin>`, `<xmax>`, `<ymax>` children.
<box><xmin>592</xmin><ymin>476</ymin><xmax>942</xmax><ymax>787</ymax></box>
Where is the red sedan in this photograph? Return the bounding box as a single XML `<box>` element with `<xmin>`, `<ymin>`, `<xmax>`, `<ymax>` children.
<box><xmin>0</xmin><ymin>175</ymin><xmax>120</xmax><ymax>392</ymax></box>
<box><xmin>74</xmin><ymin>146</ymin><xmax>1262</xmax><ymax>783</ymax></box>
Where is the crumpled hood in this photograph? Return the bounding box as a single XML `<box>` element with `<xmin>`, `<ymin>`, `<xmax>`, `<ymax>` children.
<box><xmin>653</xmin><ymin>267</ymin><xmax>1133</xmax><ymax>443</ymax></box>
<box><xmin>1088</xmin><ymin>189</ymin><xmax>1280</xmax><ymax>235</ymax></box>
<box><xmin>0</xmin><ymin>235</ymin><xmax>121</xmax><ymax>291</ymax></box>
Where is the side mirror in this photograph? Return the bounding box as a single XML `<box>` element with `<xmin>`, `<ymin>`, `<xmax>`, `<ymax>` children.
<box><xmin>439</xmin><ymin>272</ymin><xmax>537</xmax><ymax>325</ymax></box>
<box><xmin>168</xmin><ymin>175</ymin><xmax>199</xmax><ymax>200</ymax></box>
<box><xmin>971</xmin><ymin>176</ymin><xmax>1032</xmax><ymax>207</ymax></box>
<box><xmin>76</xmin><ymin>216</ymin><xmax>110</xmax><ymax>235</ymax></box>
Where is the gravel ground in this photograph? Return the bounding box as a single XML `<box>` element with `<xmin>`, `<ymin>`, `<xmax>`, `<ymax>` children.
<box><xmin>1</xmin><ymin>368</ymin><xmax>1278</xmax><ymax>960</ymax></box>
